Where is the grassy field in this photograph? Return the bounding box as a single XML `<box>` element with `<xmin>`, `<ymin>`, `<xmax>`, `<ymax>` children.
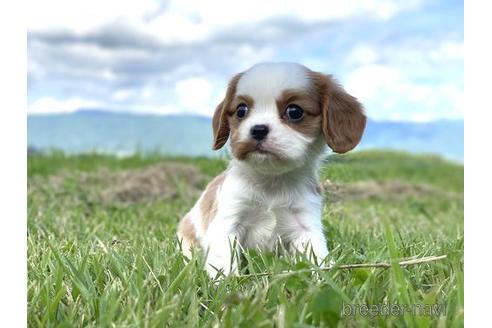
<box><xmin>27</xmin><ymin>150</ymin><xmax>463</xmax><ymax>327</ymax></box>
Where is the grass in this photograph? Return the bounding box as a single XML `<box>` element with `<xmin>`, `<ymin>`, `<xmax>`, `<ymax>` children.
<box><xmin>27</xmin><ymin>150</ymin><xmax>464</xmax><ymax>327</ymax></box>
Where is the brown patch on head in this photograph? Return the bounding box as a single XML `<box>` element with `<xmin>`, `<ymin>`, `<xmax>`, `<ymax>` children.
<box><xmin>200</xmin><ymin>173</ymin><xmax>226</xmax><ymax>230</ymax></box>
<box><xmin>177</xmin><ymin>214</ymin><xmax>198</xmax><ymax>252</ymax></box>
<box><xmin>226</xmin><ymin>93</ymin><xmax>259</xmax><ymax>160</ymax></box>
<box><xmin>229</xmin><ymin>94</ymin><xmax>255</xmax><ymax>115</ymax></box>
<box><xmin>212</xmin><ymin>73</ymin><xmax>244</xmax><ymax>150</ymax></box>
<box><xmin>308</xmin><ymin>71</ymin><xmax>366</xmax><ymax>153</ymax></box>
<box><xmin>275</xmin><ymin>88</ymin><xmax>322</xmax><ymax>138</ymax></box>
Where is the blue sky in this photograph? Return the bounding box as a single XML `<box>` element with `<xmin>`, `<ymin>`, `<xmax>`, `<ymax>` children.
<box><xmin>27</xmin><ymin>0</ymin><xmax>463</xmax><ymax>121</ymax></box>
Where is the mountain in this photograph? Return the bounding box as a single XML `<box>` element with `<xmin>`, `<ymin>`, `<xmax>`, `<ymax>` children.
<box><xmin>362</xmin><ymin>119</ymin><xmax>463</xmax><ymax>162</ymax></box>
<box><xmin>28</xmin><ymin>110</ymin><xmax>217</xmax><ymax>157</ymax></box>
<box><xmin>27</xmin><ymin>110</ymin><xmax>463</xmax><ymax>161</ymax></box>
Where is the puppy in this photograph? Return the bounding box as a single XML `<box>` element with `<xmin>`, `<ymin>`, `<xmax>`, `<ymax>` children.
<box><xmin>177</xmin><ymin>62</ymin><xmax>366</xmax><ymax>277</ymax></box>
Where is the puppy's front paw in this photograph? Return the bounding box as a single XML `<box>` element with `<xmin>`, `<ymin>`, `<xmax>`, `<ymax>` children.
<box><xmin>319</xmin><ymin>257</ymin><xmax>335</xmax><ymax>269</ymax></box>
<box><xmin>205</xmin><ymin>253</ymin><xmax>238</xmax><ymax>280</ymax></box>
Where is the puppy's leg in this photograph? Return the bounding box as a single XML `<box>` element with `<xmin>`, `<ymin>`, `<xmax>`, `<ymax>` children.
<box><xmin>275</xmin><ymin>206</ymin><xmax>329</xmax><ymax>266</ymax></box>
<box><xmin>289</xmin><ymin>227</ymin><xmax>329</xmax><ymax>266</ymax></box>
<box><xmin>204</xmin><ymin>220</ymin><xmax>241</xmax><ymax>278</ymax></box>
<box><xmin>176</xmin><ymin>214</ymin><xmax>198</xmax><ymax>259</ymax></box>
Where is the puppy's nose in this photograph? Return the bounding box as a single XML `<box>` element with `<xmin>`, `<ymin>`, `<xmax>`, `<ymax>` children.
<box><xmin>250</xmin><ymin>124</ymin><xmax>269</xmax><ymax>141</ymax></box>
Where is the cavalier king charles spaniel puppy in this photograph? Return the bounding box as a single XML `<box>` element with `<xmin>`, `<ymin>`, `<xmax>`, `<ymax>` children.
<box><xmin>177</xmin><ymin>62</ymin><xmax>366</xmax><ymax>277</ymax></box>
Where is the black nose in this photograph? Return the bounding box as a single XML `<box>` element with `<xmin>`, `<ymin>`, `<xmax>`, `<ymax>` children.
<box><xmin>250</xmin><ymin>124</ymin><xmax>269</xmax><ymax>141</ymax></box>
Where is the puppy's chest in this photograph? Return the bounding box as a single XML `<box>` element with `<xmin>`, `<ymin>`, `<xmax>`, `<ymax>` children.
<box><xmin>218</xmin><ymin>175</ymin><xmax>316</xmax><ymax>249</ymax></box>
<box><xmin>235</xmin><ymin>191</ymin><xmax>299</xmax><ymax>228</ymax></box>
<box><xmin>237</xmin><ymin>203</ymin><xmax>285</xmax><ymax>249</ymax></box>
<box><xmin>219</xmin><ymin>171</ymin><xmax>316</xmax><ymax>224</ymax></box>
<box><xmin>239</xmin><ymin>201</ymin><xmax>279</xmax><ymax>225</ymax></box>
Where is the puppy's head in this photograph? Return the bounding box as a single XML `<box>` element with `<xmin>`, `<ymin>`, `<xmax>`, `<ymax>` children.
<box><xmin>212</xmin><ymin>63</ymin><xmax>366</xmax><ymax>173</ymax></box>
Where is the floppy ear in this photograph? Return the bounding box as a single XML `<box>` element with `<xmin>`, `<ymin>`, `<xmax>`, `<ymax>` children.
<box><xmin>212</xmin><ymin>100</ymin><xmax>228</xmax><ymax>150</ymax></box>
<box><xmin>311</xmin><ymin>72</ymin><xmax>366</xmax><ymax>154</ymax></box>
<box><xmin>212</xmin><ymin>73</ymin><xmax>243</xmax><ymax>150</ymax></box>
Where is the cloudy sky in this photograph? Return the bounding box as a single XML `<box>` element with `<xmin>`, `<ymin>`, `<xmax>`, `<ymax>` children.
<box><xmin>27</xmin><ymin>0</ymin><xmax>463</xmax><ymax>121</ymax></box>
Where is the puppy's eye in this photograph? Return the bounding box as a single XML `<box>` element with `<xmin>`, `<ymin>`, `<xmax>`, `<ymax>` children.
<box><xmin>284</xmin><ymin>104</ymin><xmax>304</xmax><ymax>122</ymax></box>
<box><xmin>236</xmin><ymin>104</ymin><xmax>248</xmax><ymax>119</ymax></box>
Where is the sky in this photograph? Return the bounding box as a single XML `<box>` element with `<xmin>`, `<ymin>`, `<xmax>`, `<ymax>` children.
<box><xmin>27</xmin><ymin>0</ymin><xmax>463</xmax><ymax>122</ymax></box>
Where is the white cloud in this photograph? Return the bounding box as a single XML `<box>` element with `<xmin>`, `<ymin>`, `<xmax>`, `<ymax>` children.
<box><xmin>135</xmin><ymin>104</ymin><xmax>182</xmax><ymax>115</ymax></box>
<box><xmin>430</xmin><ymin>41</ymin><xmax>464</xmax><ymax>61</ymax></box>
<box><xmin>160</xmin><ymin>0</ymin><xmax>423</xmax><ymax>28</ymax></box>
<box><xmin>28</xmin><ymin>0</ymin><xmax>424</xmax><ymax>43</ymax></box>
<box><xmin>341</xmin><ymin>37</ymin><xmax>463</xmax><ymax>122</ymax></box>
<box><xmin>28</xmin><ymin>96</ymin><xmax>102</xmax><ymax>114</ymax></box>
<box><xmin>346</xmin><ymin>64</ymin><xmax>463</xmax><ymax>121</ymax></box>
<box><xmin>142</xmin><ymin>12</ymin><xmax>211</xmax><ymax>44</ymax></box>
<box><xmin>28</xmin><ymin>0</ymin><xmax>157</xmax><ymax>33</ymax></box>
<box><xmin>27</xmin><ymin>0</ymin><xmax>461</xmax><ymax>122</ymax></box>
<box><xmin>112</xmin><ymin>89</ymin><xmax>134</xmax><ymax>101</ymax></box>
<box><xmin>175</xmin><ymin>77</ymin><xmax>214</xmax><ymax>116</ymax></box>
<box><xmin>345</xmin><ymin>64</ymin><xmax>401</xmax><ymax>100</ymax></box>
<box><xmin>140</xmin><ymin>85</ymin><xmax>154</xmax><ymax>100</ymax></box>
<box><xmin>346</xmin><ymin>45</ymin><xmax>379</xmax><ymax>65</ymax></box>
<box><xmin>344</xmin><ymin>40</ymin><xmax>464</xmax><ymax>73</ymax></box>
<box><xmin>27</xmin><ymin>95</ymin><xmax>186</xmax><ymax>116</ymax></box>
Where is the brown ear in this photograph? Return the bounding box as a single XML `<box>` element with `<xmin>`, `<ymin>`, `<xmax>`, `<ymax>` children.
<box><xmin>311</xmin><ymin>72</ymin><xmax>366</xmax><ymax>154</ymax></box>
<box><xmin>212</xmin><ymin>100</ymin><xmax>228</xmax><ymax>150</ymax></box>
<box><xmin>212</xmin><ymin>73</ymin><xmax>243</xmax><ymax>150</ymax></box>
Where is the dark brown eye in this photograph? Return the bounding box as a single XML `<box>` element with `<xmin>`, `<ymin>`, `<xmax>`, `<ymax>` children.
<box><xmin>284</xmin><ymin>104</ymin><xmax>304</xmax><ymax>122</ymax></box>
<box><xmin>236</xmin><ymin>104</ymin><xmax>248</xmax><ymax>119</ymax></box>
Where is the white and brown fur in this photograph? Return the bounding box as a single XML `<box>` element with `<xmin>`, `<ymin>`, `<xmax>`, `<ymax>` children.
<box><xmin>177</xmin><ymin>62</ymin><xmax>366</xmax><ymax>277</ymax></box>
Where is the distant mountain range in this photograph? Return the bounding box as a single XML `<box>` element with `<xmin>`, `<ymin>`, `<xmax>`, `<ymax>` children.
<box><xmin>27</xmin><ymin>110</ymin><xmax>464</xmax><ymax>161</ymax></box>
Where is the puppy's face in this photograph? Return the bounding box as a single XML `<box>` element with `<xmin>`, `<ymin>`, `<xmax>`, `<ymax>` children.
<box><xmin>212</xmin><ymin>63</ymin><xmax>366</xmax><ymax>173</ymax></box>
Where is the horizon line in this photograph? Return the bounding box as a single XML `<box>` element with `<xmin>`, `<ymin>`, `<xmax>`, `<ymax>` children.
<box><xmin>27</xmin><ymin>108</ymin><xmax>464</xmax><ymax>124</ymax></box>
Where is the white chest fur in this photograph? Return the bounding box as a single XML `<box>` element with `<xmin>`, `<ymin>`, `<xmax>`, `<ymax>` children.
<box><xmin>192</xmin><ymin>160</ymin><xmax>328</xmax><ymax>276</ymax></box>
